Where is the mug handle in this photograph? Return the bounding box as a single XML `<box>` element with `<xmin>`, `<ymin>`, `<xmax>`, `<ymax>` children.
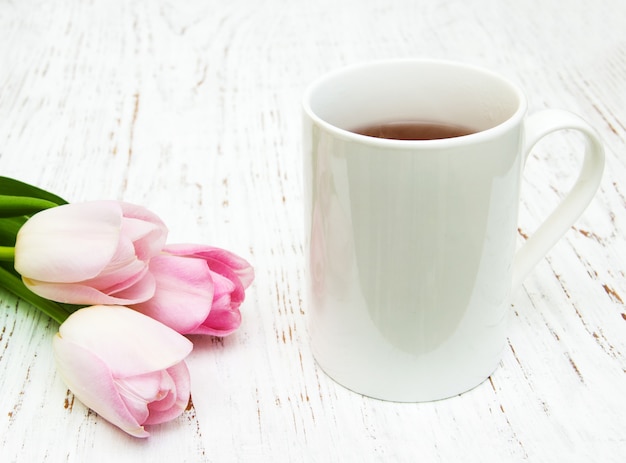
<box><xmin>511</xmin><ymin>109</ymin><xmax>605</xmax><ymax>292</ymax></box>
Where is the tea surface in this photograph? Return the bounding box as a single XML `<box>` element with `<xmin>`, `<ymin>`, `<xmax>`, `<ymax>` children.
<box><xmin>352</xmin><ymin>120</ymin><xmax>476</xmax><ymax>140</ymax></box>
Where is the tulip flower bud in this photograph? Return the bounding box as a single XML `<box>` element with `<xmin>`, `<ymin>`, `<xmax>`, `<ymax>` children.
<box><xmin>131</xmin><ymin>244</ymin><xmax>254</xmax><ymax>336</ymax></box>
<box><xmin>14</xmin><ymin>200</ymin><xmax>168</xmax><ymax>305</ymax></box>
<box><xmin>53</xmin><ymin>305</ymin><xmax>193</xmax><ymax>438</ymax></box>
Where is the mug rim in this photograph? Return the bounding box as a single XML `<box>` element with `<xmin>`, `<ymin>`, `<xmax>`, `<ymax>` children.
<box><xmin>302</xmin><ymin>58</ymin><xmax>528</xmax><ymax>148</ymax></box>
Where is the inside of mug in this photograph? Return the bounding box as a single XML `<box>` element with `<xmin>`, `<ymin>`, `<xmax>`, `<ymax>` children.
<box><xmin>306</xmin><ymin>60</ymin><xmax>524</xmax><ymax>137</ymax></box>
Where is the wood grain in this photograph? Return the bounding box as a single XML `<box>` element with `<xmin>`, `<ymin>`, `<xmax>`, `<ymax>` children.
<box><xmin>1</xmin><ymin>0</ymin><xmax>625</xmax><ymax>461</ymax></box>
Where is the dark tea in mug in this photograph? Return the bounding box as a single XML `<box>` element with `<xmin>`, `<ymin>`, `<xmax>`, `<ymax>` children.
<box><xmin>352</xmin><ymin>120</ymin><xmax>476</xmax><ymax>140</ymax></box>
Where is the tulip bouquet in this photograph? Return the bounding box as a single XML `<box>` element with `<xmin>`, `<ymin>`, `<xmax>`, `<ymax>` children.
<box><xmin>0</xmin><ymin>176</ymin><xmax>253</xmax><ymax>437</ymax></box>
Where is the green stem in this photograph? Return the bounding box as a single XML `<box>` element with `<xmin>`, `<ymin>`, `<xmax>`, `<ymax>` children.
<box><xmin>0</xmin><ymin>265</ymin><xmax>73</xmax><ymax>325</ymax></box>
<box><xmin>0</xmin><ymin>246</ymin><xmax>15</xmax><ymax>261</ymax></box>
<box><xmin>0</xmin><ymin>195</ymin><xmax>59</xmax><ymax>218</ymax></box>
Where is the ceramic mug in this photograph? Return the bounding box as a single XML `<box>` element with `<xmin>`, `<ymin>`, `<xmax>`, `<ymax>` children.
<box><xmin>302</xmin><ymin>59</ymin><xmax>604</xmax><ymax>402</ymax></box>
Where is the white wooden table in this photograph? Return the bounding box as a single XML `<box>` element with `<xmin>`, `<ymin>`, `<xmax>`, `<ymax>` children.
<box><xmin>1</xmin><ymin>0</ymin><xmax>625</xmax><ymax>461</ymax></box>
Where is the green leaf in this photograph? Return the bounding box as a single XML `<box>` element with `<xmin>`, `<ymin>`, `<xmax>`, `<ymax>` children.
<box><xmin>0</xmin><ymin>216</ymin><xmax>25</xmax><ymax>246</ymax></box>
<box><xmin>0</xmin><ymin>176</ymin><xmax>68</xmax><ymax>205</ymax></box>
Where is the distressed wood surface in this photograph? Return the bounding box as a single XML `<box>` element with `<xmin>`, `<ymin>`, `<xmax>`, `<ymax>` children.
<box><xmin>1</xmin><ymin>0</ymin><xmax>625</xmax><ymax>461</ymax></box>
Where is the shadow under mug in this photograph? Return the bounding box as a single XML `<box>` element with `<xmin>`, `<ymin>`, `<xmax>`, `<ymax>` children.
<box><xmin>302</xmin><ymin>59</ymin><xmax>605</xmax><ymax>402</ymax></box>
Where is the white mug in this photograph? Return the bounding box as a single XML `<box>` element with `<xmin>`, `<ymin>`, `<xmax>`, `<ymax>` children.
<box><xmin>302</xmin><ymin>59</ymin><xmax>604</xmax><ymax>402</ymax></box>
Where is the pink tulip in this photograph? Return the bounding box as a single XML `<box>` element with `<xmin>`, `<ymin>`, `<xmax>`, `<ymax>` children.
<box><xmin>52</xmin><ymin>305</ymin><xmax>193</xmax><ymax>438</ymax></box>
<box><xmin>131</xmin><ymin>244</ymin><xmax>254</xmax><ymax>336</ymax></box>
<box><xmin>14</xmin><ymin>200</ymin><xmax>167</xmax><ymax>305</ymax></box>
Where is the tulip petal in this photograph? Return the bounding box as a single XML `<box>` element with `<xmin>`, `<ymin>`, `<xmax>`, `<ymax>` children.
<box><xmin>130</xmin><ymin>255</ymin><xmax>213</xmax><ymax>334</ymax></box>
<box><xmin>81</xmin><ymin>234</ymin><xmax>148</xmax><ymax>292</ymax></box>
<box><xmin>188</xmin><ymin>267</ymin><xmax>242</xmax><ymax>336</ymax></box>
<box><xmin>144</xmin><ymin>371</ymin><xmax>178</xmax><ymax>412</ymax></box>
<box><xmin>22</xmin><ymin>270</ymin><xmax>156</xmax><ymax>305</ymax></box>
<box><xmin>209</xmin><ymin>269</ymin><xmax>237</xmax><ymax>311</ymax></box>
<box><xmin>14</xmin><ymin>201</ymin><xmax>123</xmax><ymax>282</ymax></box>
<box><xmin>144</xmin><ymin>362</ymin><xmax>191</xmax><ymax>425</ymax></box>
<box><xmin>58</xmin><ymin>306</ymin><xmax>193</xmax><ymax>377</ymax></box>
<box><xmin>119</xmin><ymin>202</ymin><xmax>168</xmax><ymax>260</ymax></box>
<box><xmin>107</xmin><ymin>270</ymin><xmax>157</xmax><ymax>302</ymax></box>
<box><xmin>53</xmin><ymin>335</ymin><xmax>149</xmax><ymax>438</ymax></box>
<box><xmin>163</xmin><ymin>244</ymin><xmax>254</xmax><ymax>289</ymax></box>
<box><xmin>190</xmin><ymin>305</ymin><xmax>242</xmax><ymax>336</ymax></box>
<box><xmin>115</xmin><ymin>370</ymin><xmax>167</xmax><ymax>425</ymax></box>
<box><xmin>206</xmin><ymin>260</ymin><xmax>245</xmax><ymax>307</ymax></box>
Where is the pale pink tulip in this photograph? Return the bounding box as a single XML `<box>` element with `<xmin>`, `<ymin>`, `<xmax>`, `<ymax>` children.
<box><xmin>52</xmin><ymin>305</ymin><xmax>193</xmax><ymax>438</ymax></box>
<box><xmin>131</xmin><ymin>244</ymin><xmax>254</xmax><ymax>336</ymax></box>
<box><xmin>14</xmin><ymin>200</ymin><xmax>167</xmax><ymax>305</ymax></box>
